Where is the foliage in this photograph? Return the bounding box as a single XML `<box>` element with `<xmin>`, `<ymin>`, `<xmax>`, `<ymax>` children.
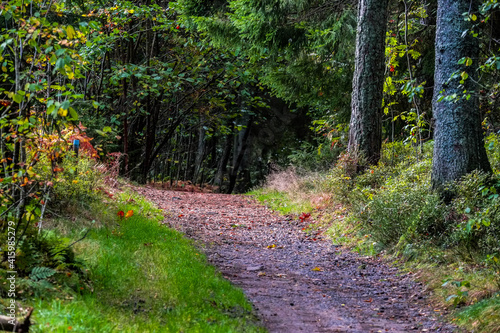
<box><xmin>29</xmin><ymin>266</ymin><xmax>56</xmax><ymax>281</ymax></box>
<box><xmin>177</xmin><ymin>0</ymin><xmax>357</xmax><ymax>167</ymax></box>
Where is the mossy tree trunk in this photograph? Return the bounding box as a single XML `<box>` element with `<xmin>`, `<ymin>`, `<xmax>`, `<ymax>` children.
<box><xmin>431</xmin><ymin>0</ymin><xmax>491</xmax><ymax>190</ymax></box>
<box><xmin>348</xmin><ymin>0</ymin><xmax>389</xmax><ymax>166</ymax></box>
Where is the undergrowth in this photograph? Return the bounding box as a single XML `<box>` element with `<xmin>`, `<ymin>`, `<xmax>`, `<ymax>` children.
<box><xmin>0</xmin><ymin>155</ymin><xmax>264</xmax><ymax>332</ymax></box>
<box><xmin>250</xmin><ymin>136</ymin><xmax>500</xmax><ymax>332</ymax></box>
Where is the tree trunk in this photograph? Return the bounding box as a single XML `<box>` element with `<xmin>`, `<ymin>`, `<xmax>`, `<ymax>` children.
<box><xmin>214</xmin><ymin>133</ymin><xmax>234</xmax><ymax>188</ymax></box>
<box><xmin>193</xmin><ymin>119</ymin><xmax>206</xmax><ymax>184</ymax></box>
<box><xmin>141</xmin><ymin>101</ymin><xmax>160</xmax><ymax>183</ymax></box>
<box><xmin>227</xmin><ymin>119</ymin><xmax>253</xmax><ymax>194</ymax></box>
<box><xmin>348</xmin><ymin>0</ymin><xmax>389</xmax><ymax>166</ymax></box>
<box><xmin>431</xmin><ymin>0</ymin><xmax>491</xmax><ymax>191</ymax></box>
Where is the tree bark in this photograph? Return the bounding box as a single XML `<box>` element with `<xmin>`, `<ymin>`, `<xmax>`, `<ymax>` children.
<box><xmin>227</xmin><ymin>119</ymin><xmax>253</xmax><ymax>194</ymax></box>
<box><xmin>214</xmin><ymin>133</ymin><xmax>234</xmax><ymax>189</ymax></box>
<box><xmin>193</xmin><ymin>116</ymin><xmax>206</xmax><ymax>184</ymax></box>
<box><xmin>141</xmin><ymin>100</ymin><xmax>160</xmax><ymax>183</ymax></box>
<box><xmin>431</xmin><ymin>0</ymin><xmax>491</xmax><ymax>190</ymax></box>
<box><xmin>348</xmin><ymin>0</ymin><xmax>389</xmax><ymax>165</ymax></box>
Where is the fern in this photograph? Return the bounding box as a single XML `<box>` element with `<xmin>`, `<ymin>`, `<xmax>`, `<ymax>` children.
<box><xmin>30</xmin><ymin>266</ymin><xmax>56</xmax><ymax>281</ymax></box>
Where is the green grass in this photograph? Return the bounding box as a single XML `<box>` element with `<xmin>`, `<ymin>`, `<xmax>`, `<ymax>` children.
<box><xmin>19</xmin><ymin>193</ymin><xmax>263</xmax><ymax>332</ymax></box>
<box><xmin>455</xmin><ymin>293</ymin><xmax>500</xmax><ymax>332</ymax></box>
<box><xmin>247</xmin><ymin>189</ymin><xmax>313</xmax><ymax>215</ymax></box>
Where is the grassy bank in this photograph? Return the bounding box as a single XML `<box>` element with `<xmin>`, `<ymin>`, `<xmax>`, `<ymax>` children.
<box><xmin>1</xmin><ymin>189</ymin><xmax>263</xmax><ymax>332</ymax></box>
<box><xmin>249</xmin><ymin>138</ymin><xmax>500</xmax><ymax>332</ymax></box>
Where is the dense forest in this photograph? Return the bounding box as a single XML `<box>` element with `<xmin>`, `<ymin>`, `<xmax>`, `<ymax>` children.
<box><xmin>1</xmin><ymin>0</ymin><xmax>500</xmax><ymax>331</ymax></box>
<box><xmin>1</xmin><ymin>0</ymin><xmax>499</xmax><ymax>193</ymax></box>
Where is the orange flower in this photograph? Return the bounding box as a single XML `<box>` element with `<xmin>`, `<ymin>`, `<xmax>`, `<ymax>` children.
<box><xmin>125</xmin><ymin>210</ymin><xmax>134</xmax><ymax>218</ymax></box>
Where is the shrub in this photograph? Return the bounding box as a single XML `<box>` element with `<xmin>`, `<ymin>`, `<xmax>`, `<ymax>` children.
<box><xmin>449</xmin><ymin>171</ymin><xmax>500</xmax><ymax>262</ymax></box>
<box><xmin>352</xmin><ymin>160</ymin><xmax>450</xmax><ymax>248</ymax></box>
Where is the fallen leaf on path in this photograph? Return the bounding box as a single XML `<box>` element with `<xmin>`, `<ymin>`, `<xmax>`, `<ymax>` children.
<box><xmin>312</xmin><ymin>267</ymin><xmax>323</xmax><ymax>271</ymax></box>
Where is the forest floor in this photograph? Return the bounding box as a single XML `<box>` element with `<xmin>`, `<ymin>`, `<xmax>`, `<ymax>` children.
<box><xmin>134</xmin><ymin>186</ymin><xmax>460</xmax><ymax>333</ymax></box>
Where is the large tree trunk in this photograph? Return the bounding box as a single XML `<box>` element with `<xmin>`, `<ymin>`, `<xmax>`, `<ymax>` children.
<box><xmin>431</xmin><ymin>0</ymin><xmax>491</xmax><ymax>191</ymax></box>
<box><xmin>348</xmin><ymin>0</ymin><xmax>389</xmax><ymax>166</ymax></box>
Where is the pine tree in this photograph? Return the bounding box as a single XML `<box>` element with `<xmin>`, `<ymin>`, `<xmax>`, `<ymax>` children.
<box><xmin>347</xmin><ymin>0</ymin><xmax>389</xmax><ymax>166</ymax></box>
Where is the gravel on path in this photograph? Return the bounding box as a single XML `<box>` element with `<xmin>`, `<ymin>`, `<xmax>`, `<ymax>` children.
<box><xmin>134</xmin><ymin>187</ymin><xmax>459</xmax><ymax>333</ymax></box>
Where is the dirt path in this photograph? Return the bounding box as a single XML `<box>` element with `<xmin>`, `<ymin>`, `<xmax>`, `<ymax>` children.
<box><xmin>135</xmin><ymin>187</ymin><xmax>457</xmax><ymax>333</ymax></box>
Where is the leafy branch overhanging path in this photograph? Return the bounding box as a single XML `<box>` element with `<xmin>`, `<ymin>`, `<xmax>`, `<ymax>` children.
<box><xmin>135</xmin><ymin>186</ymin><xmax>456</xmax><ymax>333</ymax></box>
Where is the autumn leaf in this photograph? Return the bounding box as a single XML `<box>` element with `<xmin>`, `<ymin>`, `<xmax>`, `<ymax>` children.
<box><xmin>312</xmin><ymin>267</ymin><xmax>323</xmax><ymax>271</ymax></box>
<box><xmin>299</xmin><ymin>212</ymin><xmax>311</xmax><ymax>222</ymax></box>
<box><xmin>125</xmin><ymin>210</ymin><xmax>134</xmax><ymax>218</ymax></box>
<box><xmin>267</xmin><ymin>244</ymin><xmax>276</xmax><ymax>249</ymax></box>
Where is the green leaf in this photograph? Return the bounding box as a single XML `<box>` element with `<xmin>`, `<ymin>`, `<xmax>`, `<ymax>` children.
<box><xmin>66</xmin><ymin>25</ymin><xmax>75</xmax><ymax>39</ymax></box>
<box><xmin>13</xmin><ymin>93</ymin><xmax>23</xmax><ymax>103</ymax></box>
<box><xmin>61</xmin><ymin>100</ymin><xmax>70</xmax><ymax>110</ymax></box>
<box><xmin>55</xmin><ymin>58</ymin><xmax>66</xmax><ymax>73</ymax></box>
<box><xmin>446</xmin><ymin>295</ymin><xmax>458</xmax><ymax>302</ymax></box>
<box><xmin>30</xmin><ymin>266</ymin><xmax>56</xmax><ymax>281</ymax></box>
<box><xmin>69</xmin><ymin>107</ymin><xmax>78</xmax><ymax>120</ymax></box>
<box><xmin>47</xmin><ymin>104</ymin><xmax>57</xmax><ymax>116</ymax></box>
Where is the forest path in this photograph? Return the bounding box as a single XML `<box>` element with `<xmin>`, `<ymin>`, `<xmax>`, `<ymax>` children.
<box><xmin>134</xmin><ymin>186</ymin><xmax>457</xmax><ymax>333</ymax></box>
